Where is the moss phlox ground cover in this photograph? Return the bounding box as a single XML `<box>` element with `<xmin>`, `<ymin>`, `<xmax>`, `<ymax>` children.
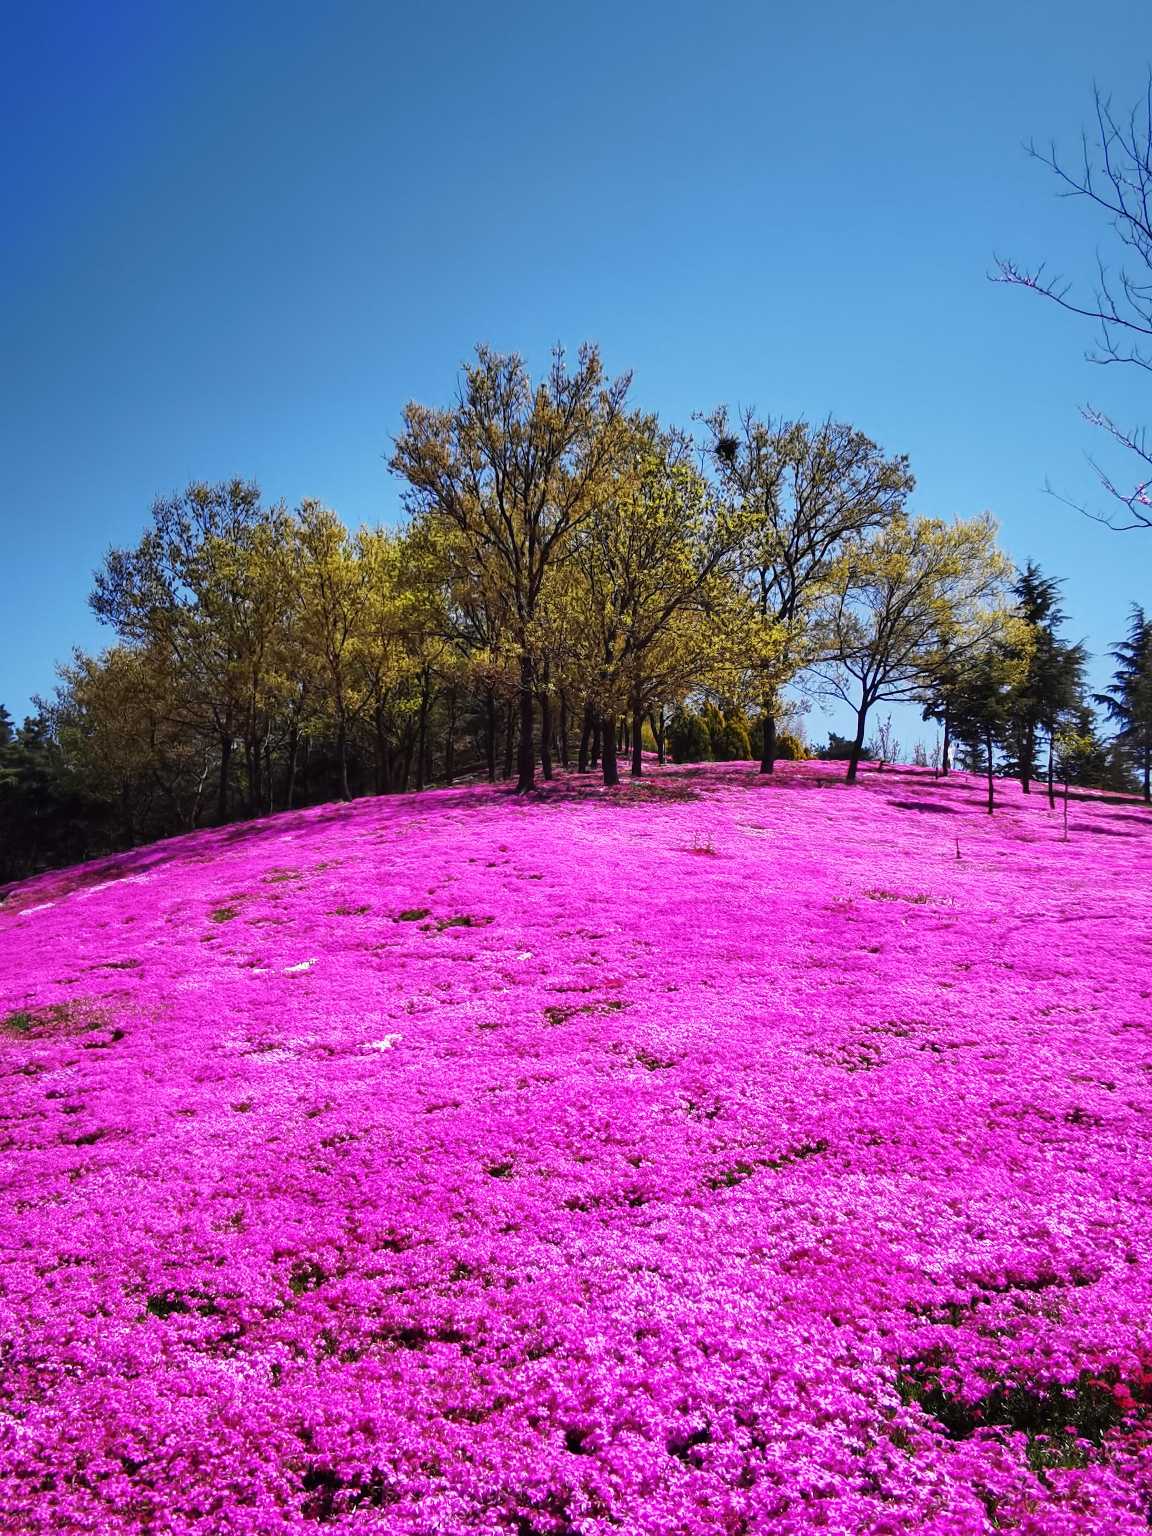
<box><xmin>2</xmin><ymin>763</ymin><xmax>1150</xmax><ymax>1533</ymax></box>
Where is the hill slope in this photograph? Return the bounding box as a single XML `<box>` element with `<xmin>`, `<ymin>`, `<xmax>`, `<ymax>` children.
<box><xmin>2</xmin><ymin>763</ymin><xmax>1151</xmax><ymax>1535</ymax></box>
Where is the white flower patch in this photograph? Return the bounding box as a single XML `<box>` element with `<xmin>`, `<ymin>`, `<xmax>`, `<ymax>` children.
<box><xmin>365</xmin><ymin>1034</ymin><xmax>403</xmax><ymax>1051</ymax></box>
<box><xmin>18</xmin><ymin>903</ymin><xmax>55</xmax><ymax>917</ymax></box>
<box><xmin>283</xmin><ymin>959</ymin><xmax>317</xmax><ymax>975</ymax></box>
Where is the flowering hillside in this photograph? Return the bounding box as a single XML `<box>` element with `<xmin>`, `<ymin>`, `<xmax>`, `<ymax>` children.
<box><xmin>2</xmin><ymin>762</ymin><xmax>1150</xmax><ymax>1535</ymax></box>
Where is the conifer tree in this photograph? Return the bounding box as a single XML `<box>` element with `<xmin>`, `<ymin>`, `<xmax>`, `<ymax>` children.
<box><xmin>1097</xmin><ymin>605</ymin><xmax>1152</xmax><ymax>803</ymax></box>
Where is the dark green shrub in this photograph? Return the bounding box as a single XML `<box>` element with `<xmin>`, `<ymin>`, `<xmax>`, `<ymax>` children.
<box><xmin>668</xmin><ymin>710</ymin><xmax>713</xmax><ymax>763</ymax></box>
<box><xmin>819</xmin><ymin>732</ymin><xmax>872</xmax><ymax>762</ymax></box>
<box><xmin>750</xmin><ymin>717</ymin><xmax>809</xmax><ymax>760</ymax></box>
<box><xmin>774</xmin><ymin>730</ymin><xmax>808</xmax><ymax>760</ymax></box>
<box><xmin>712</xmin><ymin>716</ymin><xmax>752</xmax><ymax>761</ymax></box>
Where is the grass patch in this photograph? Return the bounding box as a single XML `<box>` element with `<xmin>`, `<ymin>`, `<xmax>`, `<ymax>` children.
<box><xmin>706</xmin><ymin>1139</ymin><xmax>829</xmax><ymax>1191</ymax></box>
<box><xmin>897</xmin><ymin>1362</ymin><xmax>1142</xmax><ymax>1475</ymax></box>
<box><xmin>634</xmin><ymin>1048</ymin><xmax>677</xmax><ymax>1072</ymax></box>
<box><xmin>146</xmin><ymin>1288</ymin><xmax>219</xmax><ymax>1320</ymax></box>
<box><xmin>3</xmin><ymin>1001</ymin><xmax>106</xmax><ymax>1039</ymax></box>
<box><xmin>289</xmin><ymin>1260</ymin><xmax>328</xmax><ymax>1296</ymax></box>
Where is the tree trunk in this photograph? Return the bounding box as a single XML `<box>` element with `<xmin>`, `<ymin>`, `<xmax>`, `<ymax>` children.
<box><xmin>1063</xmin><ymin>772</ymin><xmax>1070</xmax><ymax>841</ymax></box>
<box><xmin>986</xmin><ymin>729</ymin><xmax>995</xmax><ymax>814</ymax></box>
<box><xmin>415</xmin><ymin>671</ymin><xmax>430</xmax><ymax>793</ymax></box>
<box><xmin>940</xmin><ymin>712</ymin><xmax>951</xmax><ymax>778</ymax></box>
<box><xmin>217</xmin><ymin>732</ymin><xmax>233</xmax><ymax>822</ymax></box>
<box><xmin>559</xmin><ymin>693</ymin><xmax>570</xmax><ymax>769</ymax></box>
<box><xmin>516</xmin><ymin>655</ymin><xmax>535</xmax><ymax>792</ymax></box>
<box><xmin>1021</xmin><ymin>724</ymin><xmax>1034</xmax><ymax>794</ymax></box>
<box><xmin>337</xmin><ymin>715</ymin><xmax>351</xmax><ymax>801</ymax></box>
<box><xmin>286</xmin><ymin>722</ymin><xmax>300</xmax><ymax>808</ymax></box>
<box><xmin>845</xmin><ymin>706</ymin><xmax>869</xmax><ymax>785</ymax></box>
<box><xmin>539</xmin><ymin>691</ymin><xmax>553</xmax><ymax>781</ymax></box>
<box><xmin>601</xmin><ymin>713</ymin><xmax>619</xmax><ymax>787</ymax></box>
<box><xmin>577</xmin><ymin>699</ymin><xmax>594</xmax><ymax>772</ymax></box>
<box><xmin>373</xmin><ymin>707</ymin><xmax>392</xmax><ymax>795</ymax></box>
<box><xmin>501</xmin><ymin>701</ymin><xmax>515</xmax><ymax>780</ymax></box>
<box><xmin>1144</xmin><ymin>743</ymin><xmax>1151</xmax><ymax>805</ymax></box>
<box><xmin>650</xmin><ymin>708</ymin><xmax>667</xmax><ymax>765</ymax></box>
<box><xmin>244</xmin><ymin>739</ymin><xmax>259</xmax><ymax>814</ymax></box>
<box><xmin>442</xmin><ymin>685</ymin><xmax>456</xmax><ymax>785</ymax></box>
<box><xmin>484</xmin><ymin>689</ymin><xmax>497</xmax><ymax>783</ymax></box>
<box><xmin>759</xmin><ymin>702</ymin><xmax>777</xmax><ymax>774</ymax></box>
<box><xmin>190</xmin><ymin>762</ymin><xmax>207</xmax><ymax>829</ymax></box>
<box><xmin>630</xmin><ymin>703</ymin><xmax>644</xmax><ymax>777</ymax></box>
<box><xmin>1046</xmin><ymin>730</ymin><xmax>1056</xmax><ymax>809</ymax></box>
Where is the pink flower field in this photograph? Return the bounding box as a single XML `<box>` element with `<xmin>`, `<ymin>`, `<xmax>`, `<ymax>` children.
<box><xmin>2</xmin><ymin>761</ymin><xmax>1151</xmax><ymax>1535</ymax></box>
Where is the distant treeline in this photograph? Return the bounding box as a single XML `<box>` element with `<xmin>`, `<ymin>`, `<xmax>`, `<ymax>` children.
<box><xmin>2</xmin><ymin>344</ymin><xmax>1149</xmax><ymax>884</ymax></box>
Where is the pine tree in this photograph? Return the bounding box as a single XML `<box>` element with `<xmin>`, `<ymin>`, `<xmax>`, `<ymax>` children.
<box><xmin>949</xmin><ymin>642</ymin><xmax>1023</xmax><ymax>814</ymax></box>
<box><xmin>1006</xmin><ymin>562</ymin><xmax>1085</xmax><ymax>802</ymax></box>
<box><xmin>1097</xmin><ymin>605</ymin><xmax>1152</xmax><ymax>803</ymax></box>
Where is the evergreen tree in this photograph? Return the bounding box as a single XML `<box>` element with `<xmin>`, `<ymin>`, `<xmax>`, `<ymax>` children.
<box><xmin>1005</xmin><ymin>563</ymin><xmax>1086</xmax><ymax>802</ymax></box>
<box><xmin>948</xmin><ymin>641</ymin><xmax>1023</xmax><ymax>814</ymax></box>
<box><xmin>667</xmin><ymin>709</ymin><xmax>712</xmax><ymax>763</ymax></box>
<box><xmin>1097</xmin><ymin>605</ymin><xmax>1152</xmax><ymax>803</ymax></box>
<box><xmin>0</xmin><ymin>713</ymin><xmax>106</xmax><ymax>882</ymax></box>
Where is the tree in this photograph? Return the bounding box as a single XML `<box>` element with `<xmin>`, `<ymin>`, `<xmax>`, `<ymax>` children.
<box><xmin>91</xmin><ymin>480</ymin><xmax>291</xmax><ymax>820</ymax></box>
<box><xmin>819</xmin><ymin>732</ymin><xmax>873</xmax><ymax>763</ymax></box>
<box><xmin>948</xmin><ymin>638</ymin><xmax>1026</xmax><ymax>814</ymax></box>
<box><xmin>917</xmin><ymin>624</ymin><xmax>969</xmax><ymax>777</ymax></box>
<box><xmin>1097</xmin><ymin>604</ymin><xmax>1152</xmax><ymax>801</ymax></box>
<box><xmin>0</xmin><ymin>712</ymin><xmax>104</xmax><ymax>881</ymax></box>
<box><xmin>708</xmin><ymin>706</ymin><xmax>752</xmax><ymax>761</ymax></box>
<box><xmin>570</xmin><ymin>418</ymin><xmax>742</xmax><ymax>785</ymax></box>
<box><xmin>391</xmin><ymin>344</ymin><xmax>631</xmax><ymax>792</ymax></box>
<box><xmin>48</xmin><ymin>645</ymin><xmax>214</xmax><ymax>836</ymax></box>
<box><xmin>355</xmin><ymin>525</ymin><xmax>430</xmax><ymax>796</ymax></box>
<box><xmin>869</xmin><ymin>715</ymin><xmax>900</xmax><ymax>768</ymax></box>
<box><xmin>704</xmin><ymin>411</ymin><xmax>914</xmax><ymax>771</ymax></box>
<box><xmin>813</xmin><ymin>513</ymin><xmax>1011</xmax><ymax>784</ymax></box>
<box><xmin>287</xmin><ymin>503</ymin><xmax>375</xmax><ymax>801</ymax></box>
<box><xmin>1003</xmin><ymin>562</ymin><xmax>1086</xmax><ymax>802</ymax></box>
<box><xmin>993</xmin><ymin>79</ymin><xmax>1152</xmax><ymax>530</ymax></box>
<box><xmin>667</xmin><ymin>709</ymin><xmax>713</xmax><ymax>763</ymax></box>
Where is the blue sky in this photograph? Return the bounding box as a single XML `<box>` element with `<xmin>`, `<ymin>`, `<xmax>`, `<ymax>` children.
<box><xmin>2</xmin><ymin>0</ymin><xmax>1149</xmax><ymax>745</ymax></box>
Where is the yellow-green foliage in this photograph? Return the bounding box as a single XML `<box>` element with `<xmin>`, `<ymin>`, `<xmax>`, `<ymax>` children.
<box><xmin>774</xmin><ymin>730</ymin><xmax>808</xmax><ymax>760</ymax></box>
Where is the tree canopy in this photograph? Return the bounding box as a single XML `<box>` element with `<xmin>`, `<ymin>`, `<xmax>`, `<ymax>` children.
<box><xmin>1</xmin><ymin>340</ymin><xmax>1146</xmax><ymax>881</ymax></box>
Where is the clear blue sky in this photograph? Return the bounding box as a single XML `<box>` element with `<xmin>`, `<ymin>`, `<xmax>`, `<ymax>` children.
<box><xmin>2</xmin><ymin>0</ymin><xmax>1149</xmax><ymax>743</ymax></box>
